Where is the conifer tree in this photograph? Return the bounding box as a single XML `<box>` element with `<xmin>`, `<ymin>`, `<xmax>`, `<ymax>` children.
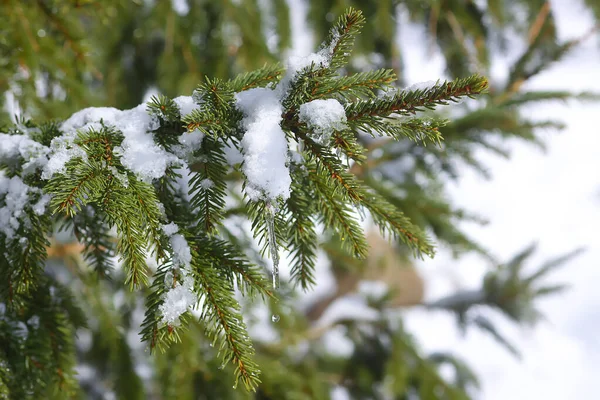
<box><xmin>0</xmin><ymin>2</ymin><xmax>595</xmax><ymax>399</ymax></box>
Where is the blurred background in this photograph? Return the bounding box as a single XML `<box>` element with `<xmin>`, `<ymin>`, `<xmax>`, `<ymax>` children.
<box><xmin>1</xmin><ymin>0</ymin><xmax>599</xmax><ymax>398</ymax></box>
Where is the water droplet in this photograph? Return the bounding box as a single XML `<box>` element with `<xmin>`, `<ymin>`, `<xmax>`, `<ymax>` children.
<box><xmin>209</xmin><ymin>343</ymin><xmax>214</xmax><ymax>347</ymax></box>
<box><xmin>271</xmin><ymin>314</ymin><xmax>280</xmax><ymax>323</ymax></box>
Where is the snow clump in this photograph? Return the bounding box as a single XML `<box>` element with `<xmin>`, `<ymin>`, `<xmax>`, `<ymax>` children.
<box><xmin>299</xmin><ymin>98</ymin><xmax>347</xmax><ymax>144</ymax></box>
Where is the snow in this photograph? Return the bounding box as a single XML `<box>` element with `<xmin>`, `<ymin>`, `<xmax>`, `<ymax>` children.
<box><xmin>161</xmin><ymin>223</ymin><xmax>192</xmax><ymax>269</ymax></box>
<box><xmin>160</xmin><ymin>222</ymin><xmax>197</xmax><ymax>325</ymax></box>
<box><xmin>172</xmin><ymin>164</ymin><xmax>193</xmax><ymax>202</ymax></box>
<box><xmin>173</xmin><ymin>95</ymin><xmax>200</xmax><ymax>117</ymax></box>
<box><xmin>405</xmin><ymin>80</ymin><xmax>437</xmax><ymax>92</ymax></box>
<box><xmin>108</xmin><ymin>166</ymin><xmax>129</xmax><ymax>188</ymax></box>
<box><xmin>159</xmin><ymin>274</ymin><xmax>196</xmax><ymax>326</ymax></box>
<box><xmin>112</xmin><ymin>104</ymin><xmax>180</xmax><ymax>182</ymax></box>
<box><xmin>172</xmin><ymin>129</ymin><xmax>205</xmax><ymax>160</ymax></box>
<box><xmin>45</xmin><ymin>105</ymin><xmax>180</xmax><ymax>183</ymax></box>
<box><xmin>161</xmin><ymin>222</ymin><xmax>179</xmax><ymax>237</ymax></box>
<box><xmin>235</xmin><ymin>88</ymin><xmax>291</xmax><ymax>201</ymax></box>
<box><xmin>280</xmin><ymin>53</ymin><xmax>329</xmax><ymax>92</ymax></box>
<box><xmin>298</xmin><ymin>98</ymin><xmax>347</xmax><ymax>143</ymax></box>
<box><xmin>199</xmin><ymin>179</ymin><xmax>213</xmax><ymax>189</ymax></box>
<box><xmin>169</xmin><ymin>234</ymin><xmax>192</xmax><ymax>268</ymax></box>
<box><xmin>330</xmin><ymin>386</ymin><xmax>351</xmax><ymax>400</ymax></box>
<box><xmin>41</xmin><ymin>134</ymin><xmax>88</xmax><ymax>180</ymax></box>
<box><xmin>171</xmin><ymin>96</ymin><xmax>204</xmax><ymax>160</ymax></box>
<box><xmin>32</xmin><ymin>193</ymin><xmax>51</xmax><ymax>215</ymax></box>
<box><xmin>228</xmin><ymin>15</ymin><xmax>346</xmax><ymax>201</ymax></box>
<box><xmin>278</xmin><ymin>29</ymin><xmax>340</xmax><ymax>95</ymax></box>
<box><xmin>0</xmin><ymin>132</ymin><xmax>49</xmax><ymax>175</ymax></box>
<box><xmin>0</xmin><ymin>175</ymin><xmax>31</xmax><ymax>241</ymax></box>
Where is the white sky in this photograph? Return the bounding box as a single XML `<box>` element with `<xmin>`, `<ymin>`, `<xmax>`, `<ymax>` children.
<box><xmin>288</xmin><ymin>0</ymin><xmax>600</xmax><ymax>397</ymax></box>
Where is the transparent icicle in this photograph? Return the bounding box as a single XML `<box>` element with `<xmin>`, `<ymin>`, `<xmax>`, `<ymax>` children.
<box><xmin>265</xmin><ymin>202</ymin><xmax>279</xmax><ymax>290</ymax></box>
<box><xmin>265</xmin><ymin>203</ymin><xmax>280</xmax><ymax>322</ymax></box>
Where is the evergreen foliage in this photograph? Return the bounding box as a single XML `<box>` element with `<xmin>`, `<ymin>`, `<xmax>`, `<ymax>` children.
<box><xmin>0</xmin><ymin>1</ymin><xmax>595</xmax><ymax>399</ymax></box>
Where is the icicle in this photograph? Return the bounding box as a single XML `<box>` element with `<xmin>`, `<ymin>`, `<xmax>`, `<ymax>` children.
<box><xmin>265</xmin><ymin>202</ymin><xmax>280</xmax><ymax>323</ymax></box>
<box><xmin>265</xmin><ymin>202</ymin><xmax>279</xmax><ymax>290</ymax></box>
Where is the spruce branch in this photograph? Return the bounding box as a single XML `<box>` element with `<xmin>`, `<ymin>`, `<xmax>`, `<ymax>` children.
<box><xmin>191</xmin><ymin>259</ymin><xmax>261</xmax><ymax>391</ymax></box>
<box><xmin>325</xmin><ymin>8</ymin><xmax>366</xmax><ymax>71</ymax></box>
<box><xmin>189</xmin><ymin>136</ymin><xmax>227</xmax><ymax>235</ymax></box>
<box><xmin>312</xmin><ymin>68</ymin><xmax>396</xmax><ymax>100</ymax></box>
<box><xmin>308</xmin><ymin>165</ymin><xmax>369</xmax><ymax>259</ymax></box>
<box><xmin>100</xmin><ymin>184</ymin><xmax>152</xmax><ymax>289</ymax></box>
<box><xmin>191</xmin><ymin>235</ymin><xmax>273</xmax><ymax>298</ymax></box>
<box><xmin>229</xmin><ymin>63</ymin><xmax>284</xmax><ymax>92</ymax></box>
<box><xmin>348</xmin><ymin>117</ymin><xmax>446</xmax><ymax>145</ymax></box>
<box><xmin>140</xmin><ymin>261</ymin><xmax>179</xmax><ymax>352</ymax></box>
<box><xmin>345</xmin><ymin>75</ymin><xmax>489</xmax><ymax>121</ymax></box>
<box><xmin>285</xmin><ymin>178</ymin><xmax>318</xmax><ymax>290</ymax></box>
<box><xmin>296</xmin><ymin>133</ymin><xmax>434</xmax><ymax>257</ymax></box>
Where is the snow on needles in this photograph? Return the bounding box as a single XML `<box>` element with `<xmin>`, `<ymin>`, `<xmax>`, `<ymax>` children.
<box><xmin>43</xmin><ymin>105</ymin><xmax>180</xmax><ymax>183</ymax></box>
<box><xmin>159</xmin><ymin>223</ymin><xmax>197</xmax><ymax>326</ymax></box>
<box><xmin>0</xmin><ymin>174</ymin><xmax>50</xmax><ymax>244</ymax></box>
<box><xmin>235</xmin><ymin>88</ymin><xmax>292</xmax><ymax>201</ymax></box>
<box><xmin>299</xmin><ymin>99</ymin><xmax>347</xmax><ymax>143</ymax></box>
<box><xmin>234</xmin><ymin>32</ymin><xmax>342</xmax><ymax>201</ymax></box>
<box><xmin>278</xmin><ymin>29</ymin><xmax>340</xmax><ymax>95</ymax></box>
<box><xmin>0</xmin><ymin>133</ymin><xmax>49</xmax><ymax>175</ymax></box>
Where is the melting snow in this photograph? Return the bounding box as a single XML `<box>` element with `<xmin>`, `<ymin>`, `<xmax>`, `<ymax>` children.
<box><xmin>235</xmin><ymin>88</ymin><xmax>291</xmax><ymax>201</ymax></box>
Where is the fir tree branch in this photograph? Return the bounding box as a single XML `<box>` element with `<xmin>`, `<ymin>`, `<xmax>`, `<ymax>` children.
<box><xmin>348</xmin><ymin>117</ymin><xmax>446</xmax><ymax>145</ymax></box>
<box><xmin>189</xmin><ymin>136</ymin><xmax>227</xmax><ymax>235</ymax></box>
<box><xmin>72</xmin><ymin>207</ymin><xmax>115</xmax><ymax>279</ymax></box>
<box><xmin>297</xmin><ymin>133</ymin><xmax>434</xmax><ymax>256</ymax></box>
<box><xmin>325</xmin><ymin>8</ymin><xmax>366</xmax><ymax>71</ymax></box>
<box><xmin>308</xmin><ymin>166</ymin><xmax>369</xmax><ymax>259</ymax></box>
<box><xmin>127</xmin><ymin>176</ymin><xmax>166</xmax><ymax>261</ymax></box>
<box><xmin>345</xmin><ymin>75</ymin><xmax>488</xmax><ymax>121</ymax></box>
<box><xmin>191</xmin><ymin>235</ymin><xmax>273</xmax><ymax>298</ymax></box>
<box><xmin>229</xmin><ymin>63</ymin><xmax>284</xmax><ymax>92</ymax></box>
<box><xmin>285</xmin><ymin>178</ymin><xmax>318</xmax><ymax>290</ymax></box>
<box><xmin>191</xmin><ymin>260</ymin><xmax>261</xmax><ymax>391</ymax></box>
<box><xmin>311</xmin><ymin>69</ymin><xmax>396</xmax><ymax>100</ymax></box>
<box><xmin>100</xmin><ymin>184</ymin><xmax>151</xmax><ymax>289</ymax></box>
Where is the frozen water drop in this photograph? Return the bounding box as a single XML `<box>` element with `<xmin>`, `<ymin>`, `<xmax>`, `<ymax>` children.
<box><xmin>271</xmin><ymin>314</ymin><xmax>280</xmax><ymax>323</ymax></box>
